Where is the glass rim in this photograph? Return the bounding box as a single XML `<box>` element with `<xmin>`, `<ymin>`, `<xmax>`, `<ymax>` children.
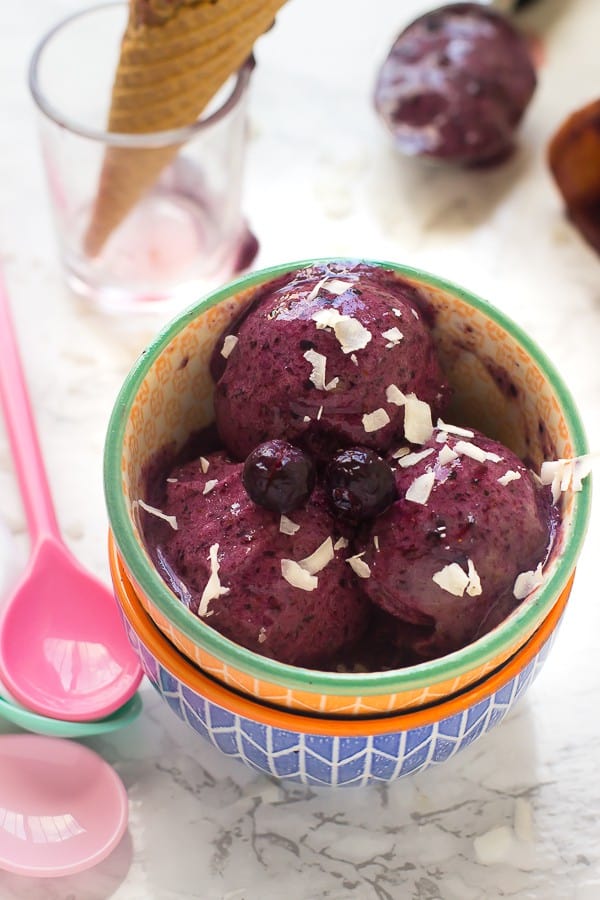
<box><xmin>104</xmin><ymin>257</ymin><xmax>592</xmax><ymax>696</ymax></box>
<box><xmin>28</xmin><ymin>0</ymin><xmax>253</xmax><ymax>148</ymax></box>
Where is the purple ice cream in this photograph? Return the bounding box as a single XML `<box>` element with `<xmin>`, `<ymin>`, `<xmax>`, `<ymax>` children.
<box><xmin>354</xmin><ymin>427</ymin><xmax>557</xmax><ymax>660</ymax></box>
<box><xmin>374</xmin><ymin>3</ymin><xmax>537</xmax><ymax>166</ymax></box>
<box><xmin>211</xmin><ymin>261</ymin><xmax>450</xmax><ymax>462</ymax></box>
<box><xmin>141</xmin><ymin>451</ymin><xmax>370</xmax><ymax>667</ymax></box>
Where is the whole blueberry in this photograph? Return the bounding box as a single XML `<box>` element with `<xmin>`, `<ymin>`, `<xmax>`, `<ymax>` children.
<box><xmin>243</xmin><ymin>440</ymin><xmax>316</xmax><ymax>513</ymax></box>
<box><xmin>327</xmin><ymin>447</ymin><xmax>397</xmax><ymax>522</ymax></box>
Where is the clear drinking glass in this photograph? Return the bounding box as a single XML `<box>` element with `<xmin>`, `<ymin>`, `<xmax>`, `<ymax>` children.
<box><xmin>29</xmin><ymin>2</ymin><xmax>256</xmax><ymax>313</ymax></box>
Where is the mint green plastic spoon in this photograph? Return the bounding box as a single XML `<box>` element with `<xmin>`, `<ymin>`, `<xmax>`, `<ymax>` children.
<box><xmin>0</xmin><ymin>690</ymin><xmax>142</xmax><ymax>738</ymax></box>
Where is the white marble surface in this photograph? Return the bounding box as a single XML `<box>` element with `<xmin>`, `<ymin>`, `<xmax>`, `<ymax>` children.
<box><xmin>1</xmin><ymin>0</ymin><xmax>599</xmax><ymax>897</ymax></box>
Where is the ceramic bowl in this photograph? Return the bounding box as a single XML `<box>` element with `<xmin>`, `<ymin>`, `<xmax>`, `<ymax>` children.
<box><xmin>104</xmin><ymin>259</ymin><xmax>590</xmax><ymax>716</ymax></box>
<box><xmin>110</xmin><ymin>531</ymin><xmax>567</xmax><ymax>787</ymax></box>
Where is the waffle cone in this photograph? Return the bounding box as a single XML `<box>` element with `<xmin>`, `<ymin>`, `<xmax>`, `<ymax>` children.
<box><xmin>84</xmin><ymin>0</ymin><xmax>286</xmax><ymax>257</ymax></box>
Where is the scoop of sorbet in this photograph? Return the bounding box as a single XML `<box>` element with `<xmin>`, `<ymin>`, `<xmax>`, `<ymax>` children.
<box><xmin>374</xmin><ymin>3</ymin><xmax>537</xmax><ymax>166</ymax></box>
<box><xmin>141</xmin><ymin>452</ymin><xmax>370</xmax><ymax>667</ymax></box>
<box><xmin>355</xmin><ymin>427</ymin><xmax>557</xmax><ymax>659</ymax></box>
<box><xmin>212</xmin><ymin>261</ymin><xmax>450</xmax><ymax>461</ymax></box>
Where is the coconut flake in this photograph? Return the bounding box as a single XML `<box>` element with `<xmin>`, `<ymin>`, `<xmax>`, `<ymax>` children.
<box><xmin>306</xmin><ymin>276</ymin><xmax>329</xmax><ymax>302</ymax></box>
<box><xmin>513</xmin><ymin>562</ymin><xmax>544</xmax><ymax>600</ymax></box>
<box><xmin>436</xmin><ymin>419</ymin><xmax>474</xmax><ymax>438</ymax></box>
<box><xmin>199</xmin><ymin>457</ymin><xmax>210</xmax><ymax>474</ymax></box>
<box><xmin>303</xmin><ymin>415</ymin><xmax>311</xmax><ymax>423</ymax></box>
<box><xmin>347</xmin><ymin>552</ymin><xmax>371</xmax><ymax>579</ymax></box>
<box><xmin>474</xmin><ymin>826</ymin><xmax>514</xmax><ymax>865</ymax></box>
<box><xmin>382</xmin><ymin>327</ymin><xmax>404</xmax><ymax>347</ymax></box>
<box><xmin>454</xmin><ymin>440</ymin><xmax>503</xmax><ymax>464</ymax></box>
<box><xmin>350</xmin><ymin>353</ymin><xmax>359</xmax><ymax>366</ymax></box>
<box><xmin>136</xmin><ymin>499</ymin><xmax>178</xmax><ymax>531</ymax></box>
<box><xmin>498</xmin><ymin>469</ymin><xmax>521</xmax><ymax>486</ymax></box>
<box><xmin>540</xmin><ymin>455</ymin><xmax>593</xmax><ymax>503</ymax></box>
<box><xmin>303</xmin><ymin>349</ymin><xmax>339</xmax><ymax>391</ymax></box>
<box><xmin>385</xmin><ymin>383</ymin><xmax>406</xmax><ymax>406</ymax></box>
<box><xmin>333</xmin><ymin>536</ymin><xmax>349</xmax><ymax>551</ymax></box>
<box><xmin>198</xmin><ymin>543</ymin><xmax>229</xmax><ymax>616</ymax></box>
<box><xmin>405</xmin><ymin>470</ymin><xmax>435</xmax><ymax>505</ymax></box>
<box><xmin>404</xmin><ymin>394</ymin><xmax>433</xmax><ymax>444</ymax></box>
<box><xmin>436</xmin><ymin>431</ymin><xmax>448</xmax><ymax>443</ymax></box>
<box><xmin>397</xmin><ymin>447</ymin><xmax>435</xmax><ymax>468</ymax></box>
<box><xmin>514</xmin><ymin>798</ymin><xmax>534</xmax><ymax>842</ymax></box>
<box><xmin>373</xmin><ymin>535</ymin><xmax>380</xmax><ymax>552</ymax></box>
<box><xmin>281</xmin><ymin>559</ymin><xmax>318</xmax><ymax>591</ymax></box>
<box><xmin>280</xmin><ymin>514</ymin><xmax>300</xmax><ymax>535</ymax></box>
<box><xmin>392</xmin><ymin>308</ymin><xmax>402</xmax><ymax>318</ymax></box>
<box><xmin>203</xmin><ymin>479</ymin><xmax>218</xmax><ymax>495</ymax></box>
<box><xmin>362</xmin><ymin>408</ymin><xmax>390</xmax><ymax>433</ymax></box>
<box><xmin>299</xmin><ymin>537</ymin><xmax>335</xmax><ymax>575</ymax></box>
<box><xmin>317</xmin><ymin>405</ymin><xmax>323</xmax><ymax>421</ymax></box>
<box><xmin>220</xmin><ymin>334</ymin><xmax>239</xmax><ymax>359</ymax></box>
<box><xmin>466</xmin><ymin>558</ymin><xmax>482</xmax><ymax>596</ymax></box>
<box><xmin>312</xmin><ymin>307</ymin><xmax>372</xmax><ymax>355</ymax></box>
<box><xmin>438</xmin><ymin>444</ymin><xmax>459</xmax><ymax>466</ymax></box>
<box><xmin>325</xmin><ymin>278</ymin><xmax>354</xmax><ymax>295</ymax></box>
<box><xmin>258</xmin><ymin>627</ymin><xmax>267</xmax><ymax>644</ymax></box>
<box><xmin>411</xmin><ymin>308</ymin><xmax>420</xmax><ymax>320</ymax></box>
<box><xmin>392</xmin><ymin>446</ymin><xmax>410</xmax><ymax>460</ymax></box>
<box><xmin>166</xmin><ymin>477</ymin><xmax>178</xmax><ymax>484</ymax></box>
<box><xmin>432</xmin><ymin>562</ymin><xmax>470</xmax><ymax>597</ymax></box>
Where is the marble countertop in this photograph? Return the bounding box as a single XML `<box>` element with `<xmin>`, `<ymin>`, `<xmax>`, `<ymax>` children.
<box><xmin>1</xmin><ymin>0</ymin><xmax>599</xmax><ymax>897</ymax></box>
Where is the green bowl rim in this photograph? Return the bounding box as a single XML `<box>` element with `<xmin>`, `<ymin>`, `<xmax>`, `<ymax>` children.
<box><xmin>104</xmin><ymin>257</ymin><xmax>591</xmax><ymax>696</ymax></box>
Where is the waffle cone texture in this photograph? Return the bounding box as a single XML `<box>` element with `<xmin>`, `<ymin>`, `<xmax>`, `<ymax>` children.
<box><xmin>84</xmin><ymin>0</ymin><xmax>286</xmax><ymax>256</ymax></box>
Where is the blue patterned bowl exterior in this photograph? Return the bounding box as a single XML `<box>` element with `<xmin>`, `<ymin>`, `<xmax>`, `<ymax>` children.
<box><xmin>120</xmin><ymin>607</ymin><xmax>559</xmax><ymax>787</ymax></box>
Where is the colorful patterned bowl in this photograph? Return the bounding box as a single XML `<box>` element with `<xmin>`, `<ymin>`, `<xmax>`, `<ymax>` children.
<box><xmin>110</xmin><ymin>531</ymin><xmax>568</xmax><ymax>787</ymax></box>
<box><xmin>104</xmin><ymin>259</ymin><xmax>590</xmax><ymax>716</ymax></box>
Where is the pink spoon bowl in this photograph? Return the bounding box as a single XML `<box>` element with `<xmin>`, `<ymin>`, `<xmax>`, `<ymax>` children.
<box><xmin>0</xmin><ymin>733</ymin><xmax>128</xmax><ymax>877</ymax></box>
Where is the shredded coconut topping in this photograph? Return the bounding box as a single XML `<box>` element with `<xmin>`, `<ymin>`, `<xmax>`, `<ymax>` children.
<box><xmin>540</xmin><ymin>455</ymin><xmax>593</xmax><ymax>503</ymax></box>
<box><xmin>279</xmin><ymin>514</ymin><xmax>300</xmax><ymax>535</ymax></box>
<box><xmin>258</xmin><ymin>627</ymin><xmax>267</xmax><ymax>644</ymax></box>
<box><xmin>306</xmin><ymin>276</ymin><xmax>329</xmax><ymax>303</ymax></box>
<box><xmin>333</xmin><ymin>536</ymin><xmax>349</xmax><ymax>550</ymax></box>
<box><xmin>136</xmin><ymin>499</ymin><xmax>178</xmax><ymax>531</ymax></box>
<box><xmin>347</xmin><ymin>552</ymin><xmax>371</xmax><ymax>578</ymax></box>
<box><xmin>350</xmin><ymin>353</ymin><xmax>359</xmax><ymax>366</ymax></box>
<box><xmin>438</xmin><ymin>444</ymin><xmax>459</xmax><ymax>466</ymax></box>
<box><xmin>199</xmin><ymin>456</ymin><xmax>210</xmax><ymax>474</ymax></box>
<box><xmin>198</xmin><ymin>543</ymin><xmax>229</xmax><ymax>616</ymax></box>
<box><xmin>404</xmin><ymin>394</ymin><xmax>433</xmax><ymax>444</ymax></box>
<box><xmin>454</xmin><ymin>440</ymin><xmax>503</xmax><ymax>464</ymax></box>
<box><xmin>382</xmin><ymin>327</ymin><xmax>404</xmax><ymax>347</ymax></box>
<box><xmin>317</xmin><ymin>405</ymin><xmax>323</xmax><ymax>421</ymax></box>
<box><xmin>392</xmin><ymin>308</ymin><xmax>402</xmax><ymax>318</ymax></box>
<box><xmin>299</xmin><ymin>537</ymin><xmax>335</xmax><ymax>575</ymax></box>
<box><xmin>436</xmin><ymin>419</ymin><xmax>474</xmax><ymax>438</ymax></box>
<box><xmin>392</xmin><ymin>446</ymin><xmax>410</xmax><ymax>459</ymax></box>
<box><xmin>220</xmin><ymin>334</ymin><xmax>239</xmax><ymax>359</ymax></box>
<box><xmin>397</xmin><ymin>448</ymin><xmax>435</xmax><ymax>468</ymax></box>
<box><xmin>303</xmin><ymin>349</ymin><xmax>339</xmax><ymax>391</ymax></box>
<box><xmin>373</xmin><ymin>535</ymin><xmax>380</xmax><ymax>552</ymax></box>
<box><xmin>405</xmin><ymin>470</ymin><xmax>435</xmax><ymax>505</ymax></box>
<box><xmin>513</xmin><ymin>562</ymin><xmax>544</xmax><ymax>600</ymax></box>
<box><xmin>386</xmin><ymin>383</ymin><xmax>406</xmax><ymax>406</ymax></box>
<box><xmin>303</xmin><ymin>415</ymin><xmax>311</xmax><ymax>423</ymax></box>
<box><xmin>325</xmin><ymin>278</ymin><xmax>354</xmax><ymax>295</ymax></box>
<box><xmin>312</xmin><ymin>307</ymin><xmax>372</xmax><ymax>354</ymax></box>
<box><xmin>166</xmin><ymin>477</ymin><xmax>178</xmax><ymax>483</ymax></box>
<box><xmin>498</xmin><ymin>469</ymin><xmax>521</xmax><ymax>486</ymax></box>
<box><xmin>281</xmin><ymin>559</ymin><xmax>318</xmax><ymax>591</ymax></box>
<box><xmin>362</xmin><ymin>408</ymin><xmax>390</xmax><ymax>433</ymax></box>
<box><xmin>203</xmin><ymin>479</ymin><xmax>218</xmax><ymax>495</ymax></box>
<box><xmin>432</xmin><ymin>558</ymin><xmax>481</xmax><ymax>597</ymax></box>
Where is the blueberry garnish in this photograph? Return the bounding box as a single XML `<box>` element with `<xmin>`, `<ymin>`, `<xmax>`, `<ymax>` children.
<box><xmin>243</xmin><ymin>440</ymin><xmax>316</xmax><ymax>513</ymax></box>
<box><xmin>327</xmin><ymin>447</ymin><xmax>397</xmax><ymax>522</ymax></box>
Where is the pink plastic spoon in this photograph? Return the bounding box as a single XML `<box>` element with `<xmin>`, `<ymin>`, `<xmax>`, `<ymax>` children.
<box><xmin>0</xmin><ymin>268</ymin><xmax>142</xmax><ymax>720</ymax></box>
<box><xmin>0</xmin><ymin>733</ymin><xmax>128</xmax><ymax>877</ymax></box>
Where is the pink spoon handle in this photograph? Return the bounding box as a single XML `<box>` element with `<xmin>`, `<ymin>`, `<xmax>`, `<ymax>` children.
<box><xmin>0</xmin><ymin>268</ymin><xmax>60</xmax><ymax>543</ymax></box>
